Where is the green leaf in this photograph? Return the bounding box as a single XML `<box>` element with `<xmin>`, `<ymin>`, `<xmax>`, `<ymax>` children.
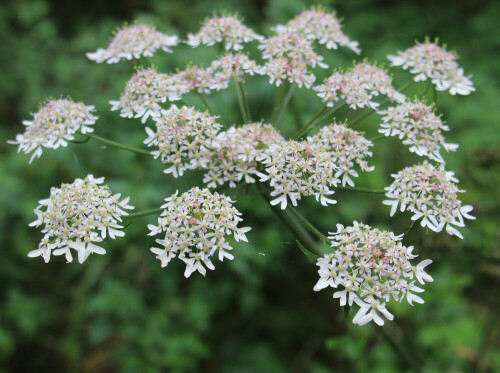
<box><xmin>296</xmin><ymin>240</ymin><xmax>320</xmax><ymax>260</ymax></box>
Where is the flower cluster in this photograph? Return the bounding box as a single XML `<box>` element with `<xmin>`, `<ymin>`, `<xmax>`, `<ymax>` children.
<box><xmin>276</xmin><ymin>7</ymin><xmax>360</xmax><ymax>54</ymax></box>
<box><xmin>110</xmin><ymin>67</ymin><xmax>186</xmax><ymax>123</ymax></box>
<box><xmin>315</xmin><ymin>222</ymin><xmax>433</xmax><ymax>326</ymax></box>
<box><xmin>28</xmin><ymin>175</ymin><xmax>134</xmax><ymax>264</ymax></box>
<box><xmin>148</xmin><ymin>187</ymin><xmax>251</xmax><ymax>277</ymax></box>
<box><xmin>379</xmin><ymin>100</ymin><xmax>457</xmax><ymax>163</ymax></box>
<box><xmin>387</xmin><ymin>39</ymin><xmax>475</xmax><ymax>95</ymax></box>
<box><xmin>143</xmin><ymin>106</ymin><xmax>222</xmax><ymax>177</ymax></box>
<box><xmin>258</xmin><ymin>140</ymin><xmax>340</xmax><ymax>209</ymax></box>
<box><xmin>87</xmin><ymin>23</ymin><xmax>178</xmax><ymax>63</ymax></box>
<box><xmin>8</xmin><ymin>98</ymin><xmax>97</xmax><ymax>163</ymax></box>
<box><xmin>350</xmin><ymin>62</ymin><xmax>406</xmax><ymax>103</ymax></box>
<box><xmin>259</xmin><ymin>32</ymin><xmax>328</xmax><ymax>88</ymax></box>
<box><xmin>210</xmin><ymin>53</ymin><xmax>264</xmax><ymax>87</ymax></box>
<box><xmin>172</xmin><ymin>65</ymin><xmax>217</xmax><ymax>95</ymax></box>
<box><xmin>187</xmin><ymin>14</ymin><xmax>263</xmax><ymax>51</ymax></box>
<box><xmin>308</xmin><ymin>123</ymin><xmax>374</xmax><ymax>187</ymax></box>
<box><xmin>383</xmin><ymin>162</ymin><xmax>475</xmax><ymax>238</ymax></box>
<box><xmin>203</xmin><ymin>123</ymin><xmax>284</xmax><ymax>188</ymax></box>
<box><xmin>314</xmin><ymin>70</ymin><xmax>380</xmax><ymax>110</ymax></box>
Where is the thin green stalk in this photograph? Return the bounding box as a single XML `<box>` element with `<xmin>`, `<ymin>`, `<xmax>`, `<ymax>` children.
<box><xmin>338</xmin><ymin>185</ymin><xmax>386</xmax><ymax>194</ymax></box>
<box><xmin>270</xmin><ymin>81</ymin><xmax>288</xmax><ymax>126</ymax></box>
<box><xmin>75</xmin><ymin>133</ymin><xmax>150</xmax><ymax>156</ymax></box>
<box><xmin>288</xmin><ymin>207</ymin><xmax>329</xmax><ymax>244</ymax></box>
<box><xmin>433</xmin><ymin>86</ymin><xmax>438</xmax><ymax>106</ymax></box>
<box><xmin>293</xmin><ymin>106</ymin><xmax>328</xmax><ymax>139</ymax></box>
<box><xmin>181</xmin><ymin>97</ymin><xmax>192</xmax><ymax>107</ymax></box>
<box><xmin>293</xmin><ymin>102</ymin><xmax>346</xmax><ymax>140</ymax></box>
<box><xmin>234</xmin><ymin>78</ymin><xmax>248</xmax><ymax>123</ymax></box>
<box><xmin>125</xmin><ymin>208</ymin><xmax>163</xmax><ymax>219</ymax></box>
<box><xmin>274</xmin><ymin>84</ymin><xmax>295</xmax><ymax>127</ymax></box>
<box><xmin>238</xmin><ymin>81</ymin><xmax>252</xmax><ymax>123</ymax></box>
<box><xmin>369</xmin><ymin>133</ymin><xmax>387</xmax><ymax>142</ymax></box>
<box><xmin>404</xmin><ymin>220</ymin><xmax>417</xmax><ymax>236</ymax></box>
<box><xmin>196</xmin><ymin>92</ymin><xmax>227</xmax><ymax>129</ymax></box>
<box><xmin>256</xmin><ymin>183</ymin><xmax>320</xmax><ymax>254</ymax></box>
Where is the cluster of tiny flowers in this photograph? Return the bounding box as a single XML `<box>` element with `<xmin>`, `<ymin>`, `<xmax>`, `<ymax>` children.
<box><xmin>383</xmin><ymin>162</ymin><xmax>475</xmax><ymax>238</ymax></box>
<box><xmin>379</xmin><ymin>100</ymin><xmax>457</xmax><ymax>163</ymax></box>
<box><xmin>387</xmin><ymin>40</ymin><xmax>475</xmax><ymax>95</ymax></box>
<box><xmin>172</xmin><ymin>65</ymin><xmax>218</xmax><ymax>95</ymax></box>
<box><xmin>148</xmin><ymin>187</ymin><xmax>251</xmax><ymax>277</ymax></box>
<box><xmin>314</xmin><ymin>222</ymin><xmax>433</xmax><ymax>326</ymax></box>
<box><xmin>350</xmin><ymin>62</ymin><xmax>406</xmax><ymax>103</ymax></box>
<box><xmin>109</xmin><ymin>67</ymin><xmax>186</xmax><ymax>123</ymax></box>
<box><xmin>28</xmin><ymin>175</ymin><xmax>134</xmax><ymax>264</ymax></box>
<box><xmin>314</xmin><ymin>70</ymin><xmax>380</xmax><ymax>110</ymax></box>
<box><xmin>258</xmin><ymin>141</ymin><xmax>340</xmax><ymax>209</ymax></box>
<box><xmin>9</xmin><ymin>98</ymin><xmax>97</xmax><ymax>163</ymax></box>
<box><xmin>203</xmin><ymin>123</ymin><xmax>284</xmax><ymax>188</ymax></box>
<box><xmin>308</xmin><ymin>123</ymin><xmax>374</xmax><ymax>187</ymax></box>
<box><xmin>187</xmin><ymin>14</ymin><xmax>263</xmax><ymax>51</ymax></box>
<box><xmin>87</xmin><ymin>23</ymin><xmax>178</xmax><ymax>63</ymax></box>
<box><xmin>143</xmin><ymin>106</ymin><xmax>222</xmax><ymax>177</ymax></box>
<box><xmin>259</xmin><ymin>32</ymin><xmax>328</xmax><ymax>88</ymax></box>
<box><xmin>209</xmin><ymin>53</ymin><xmax>264</xmax><ymax>89</ymax></box>
<box><xmin>275</xmin><ymin>7</ymin><xmax>360</xmax><ymax>54</ymax></box>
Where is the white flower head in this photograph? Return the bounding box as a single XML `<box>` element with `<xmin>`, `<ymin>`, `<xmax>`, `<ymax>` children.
<box><xmin>314</xmin><ymin>222</ymin><xmax>433</xmax><ymax>326</ymax></box>
<box><xmin>148</xmin><ymin>187</ymin><xmax>251</xmax><ymax>277</ymax></box>
<box><xmin>203</xmin><ymin>123</ymin><xmax>284</xmax><ymax>188</ymax></box>
<box><xmin>308</xmin><ymin>123</ymin><xmax>375</xmax><ymax>187</ymax></box>
<box><xmin>144</xmin><ymin>105</ymin><xmax>222</xmax><ymax>177</ymax></box>
<box><xmin>8</xmin><ymin>98</ymin><xmax>97</xmax><ymax>163</ymax></box>
<box><xmin>258</xmin><ymin>140</ymin><xmax>340</xmax><ymax>209</ymax></box>
<box><xmin>383</xmin><ymin>162</ymin><xmax>475</xmax><ymax>238</ymax></box>
<box><xmin>87</xmin><ymin>22</ymin><xmax>178</xmax><ymax>64</ymax></box>
<box><xmin>387</xmin><ymin>38</ymin><xmax>475</xmax><ymax>95</ymax></box>
<box><xmin>110</xmin><ymin>67</ymin><xmax>187</xmax><ymax>123</ymax></box>
<box><xmin>350</xmin><ymin>62</ymin><xmax>406</xmax><ymax>103</ymax></box>
<box><xmin>28</xmin><ymin>175</ymin><xmax>134</xmax><ymax>263</ymax></box>
<box><xmin>187</xmin><ymin>13</ymin><xmax>263</xmax><ymax>51</ymax></box>
<box><xmin>276</xmin><ymin>6</ymin><xmax>360</xmax><ymax>54</ymax></box>
<box><xmin>259</xmin><ymin>32</ymin><xmax>328</xmax><ymax>88</ymax></box>
<box><xmin>378</xmin><ymin>100</ymin><xmax>458</xmax><ymax>163</ymax></box>
<box><xmin>208</xmin><ymin>52</ymin><xmax>265</xmax><ymax>90</ymax></box>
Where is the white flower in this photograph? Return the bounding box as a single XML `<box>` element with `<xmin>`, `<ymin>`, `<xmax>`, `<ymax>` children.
<box><xmin>87</xmin><ymin>23</ymin><xmax>178</xmax><ymax>63</ymax></box>
<box><xmin>314</xmin><ymin>222</ymin><xmax>432</xmax><ymax>326</ymax></box>
<box><xmin>144</xmin><ymin>105</ymin><xmax>222</xmax><ymax>177</ymax></box>
<box><xmin>378</xmin><ymin>100</ymin><xmax>457</xmax><ymax>163</ymax></box>
<box><xmin>148</xmin><ymin>187</ymin><xmax>251</xmax><ymax>277</ymax></box>
<box><xmin>276</xmin><ymin>6</ymin><xmax>360</xmax><ymax>54</ymax></box>
<box><xmin>384</xmin><ymin>162</ymin><xmax>475</xmax><ymax>238</ymax></box>
<box><xmin>307</xmin><ymin>123</ymin><xmax>375</xmax><ymax>187</ymax></box>
<box><xmin>28</xmin><ymin>175</ymin><xmax>134</xmax><ymax>263</ymax></box>
<box><xmin>8</xmin><ymin>98</ymin><xmax>97</xmax><ymax>163</ymax></box>
<box><xmin>387</xmin><ymin>39</ymin><xmax>475</xmax><ymax>95</ymax></box>
<box><xmin>187</xmin><ymin>14</ymin><xmax>263</xmax><ymax>51</ymax></box>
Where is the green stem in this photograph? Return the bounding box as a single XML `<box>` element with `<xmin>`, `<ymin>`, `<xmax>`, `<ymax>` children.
<box><xmin>288</xmin><ymin>207</ymin><xmax>329</xmax><ymax>244</ymax></box>
<box><xmin>293</xmin><ymin>106</ymin><xmax>328</xmax><ymax>139</ymax></box>
<box><xmin>75</xmin><ymin>133</ymin><xmax>151</xmax><ymax>156</ymax></box>
<box><xmin>125</xmin><ymin>208</ymin><xmax>163</xmax><ymax>219</ymax></box>
<box><xmin>234</xmin><ymin>78</ymin><xmax>248</xmax><ymax>123</ymax></box>
<box><xmin>369</xmin><ymin>133</ymin><xmax>387</xmax><ymax>142</ymax></box>
<box><xmin>196</xmin><ymin>92</ymin><xmax>227</xmax><ymax>129</ymax></box>
<box><xmin>404</xmin><ymin>220</ymin><xmax>417</xmax><ymax>236</ymax></box>
<box><xmin>181</xmin><ymin>97</ymin><xmax>192</xmax><ymax>107</ymax></box>
<box><xmin>238</xmin><ymin>81</ymin><xmax>252</xmax><ymax>123</ymax></box>
<box><xmin>270</xmin><ymin>81</ymin><xmax>288</xmax><ymax>126</ymax></box>
<box><xmin>274</xmin><ymin>84</ymin><xmax>295</xmax><ymax>127</ymax></box>
<box><xmin>338</xmin><ymin>185</ymin><xmax>386</xmax><ymax>194</ymax></box>
<box><xmin>256</xmin><ymin>183</ymin><xmax>320</xmax><ymax>254</ymax></box>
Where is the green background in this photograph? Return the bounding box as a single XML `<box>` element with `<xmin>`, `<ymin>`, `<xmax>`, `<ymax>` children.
<box><xmin>1</xmin><ymin>0</ymin><xmax>499</xmax><ymax>371</ymax></box>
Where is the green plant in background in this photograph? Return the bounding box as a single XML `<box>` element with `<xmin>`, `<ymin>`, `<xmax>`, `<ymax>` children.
<box><xmin>2</xmin><ymin>0</ymin><xmax>499</xmax><ymax>372</ymax></box>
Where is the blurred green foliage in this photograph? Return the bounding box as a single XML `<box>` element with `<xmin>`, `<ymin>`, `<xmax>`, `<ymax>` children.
<box><xmin>1</xmin><ymin>0</ymin><xmax>499</xmax><ymax>371</ymax></box>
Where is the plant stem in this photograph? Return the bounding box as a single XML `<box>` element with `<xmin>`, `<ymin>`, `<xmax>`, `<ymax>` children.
<box><xmin>404</xmin><ymin>220</ymin><xmax>417</xmax><ymax>236</ymax></box>
<box><xmin>196</xmin><ymin>92</ymin><xmax>227</xmax><ymax>129</ymax></box>
<box><xmin>293</xmin><ymin>106</ymin><xmax>328</xmax><ymax>139</ymax></box>
<box><xmin>288</xmin><ymin>207</ymin><xmax>329</xmax><ymax>244</ymax></box>
<box><xmin>238</xmin><ymin>81</ymin><xmax>252</xmax><ymax>123</ymax></box>
<box><xmin>181</xmin><ymin>97</ymin><xmax>191</xmax><ymax>107</ymax></box>
<box><xmin>125</xmin><ymin>208</ymin><xmax>163</xmax><ymax>219</ymax></box>
<box><xmin>369</xmin><ymin>133</ymin><xmax>387</xmax><ymax>142</ymax></box>
<box><xmin>273</xmin><ymin>83</ymin><xmax>295</xmax><ymax>127</ymax></box>
<box><xmin>256</xmin><ymin>183</ymin><xmax>320</xmax><ymax>254</ymax></box>
<box><xmin>270</xmin><ymin>81</ymin><xmax>288</xmax><ymax>126</ymax></box>
<box><xmin>75</xmin><ymin>133</ymin><xmax>151</xmax><ymax>156</ymax></box>
<box><xmin>234</xmin><ymin>78</ymin><xmax>248</xmax><ymax>123</ymax></box>
<box><xmin>338</xmin><ymin>185</ymin><xmax>386</xmax><ymax>194</ymax></box>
